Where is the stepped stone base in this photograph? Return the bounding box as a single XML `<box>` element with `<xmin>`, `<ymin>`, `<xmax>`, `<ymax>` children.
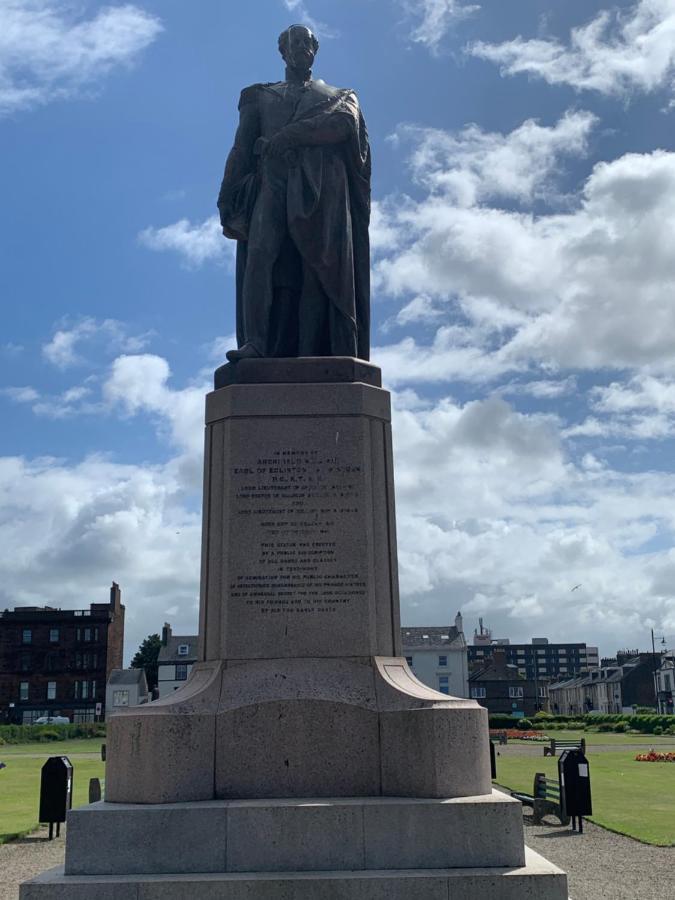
<box><xmin>64</xmin><ymin>793</ymin><xmax>526</xmax><ymax>876</ymax></box>
<box><xmin>21</xmin><ymin>847</ymin><xmax>568</xmax><ymax>899</ymax></box>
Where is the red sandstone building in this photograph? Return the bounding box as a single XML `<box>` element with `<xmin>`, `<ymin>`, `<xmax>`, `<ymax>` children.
<box><xmin>0</xmin><ymin>582</ymin><xmax>124</xmax><ymax>724</ymax></box>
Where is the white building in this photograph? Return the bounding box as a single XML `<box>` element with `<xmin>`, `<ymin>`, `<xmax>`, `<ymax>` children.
<box><xmin>656</xmin><ymin>651</ymin><xmax>674</xmax><ymax>715</ymax></box>
<box><xmin>157</xmin><ymin>623</ymin><xmax>198</xmax><ymax>698</ymax></box>
<box><xmin>401</xmin><ymin>613</ymin><xmax>468</xmax><ymax>698</ymax></box>
<box><xmin>105</xmin><ymin>668</ymin><xmax>148</xmax><ymax>717</ymax></box>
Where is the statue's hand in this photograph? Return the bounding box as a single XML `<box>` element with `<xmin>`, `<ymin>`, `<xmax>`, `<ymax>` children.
<box><xmin>267</xmin><ymin>130</ymin><xmax>295</xmax><ymax>157</ymax></box>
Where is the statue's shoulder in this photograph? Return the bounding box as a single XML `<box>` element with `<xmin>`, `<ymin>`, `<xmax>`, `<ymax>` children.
<box><xmin>238</xmin><ymin>82</ymin><xmax>282</xmax><ymax>108</ymax></box>
<box><xmin>311</xmin><ymin>80</ymin><xmax>356</xmax><ymax>100</ymax></box>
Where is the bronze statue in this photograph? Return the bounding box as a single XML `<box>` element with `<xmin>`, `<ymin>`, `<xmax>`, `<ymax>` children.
<box><xmin>217</xmin><ymin>25</ymin><xmax>371</xmax><ymax>362</ymax></box>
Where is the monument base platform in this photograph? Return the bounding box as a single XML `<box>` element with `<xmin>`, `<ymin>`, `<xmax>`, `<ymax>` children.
<box><xmin>22</xmin><ymin>846</ymin><xmax>568</xmax><ymax>899</ymax></box>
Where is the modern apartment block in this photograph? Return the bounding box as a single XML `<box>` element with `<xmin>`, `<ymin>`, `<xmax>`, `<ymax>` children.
<box><xmin>0</xmin><ymin>582</ymin><xmax>125</xmax><ymax>724</ymax></box>
<box><xmin>469</xmin><ymin>630</ymin><xmax>599</xmax><ymax>682</ymax></box>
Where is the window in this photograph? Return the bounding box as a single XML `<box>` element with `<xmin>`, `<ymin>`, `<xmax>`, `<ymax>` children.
<box><xmin>113</xmin><ymin>690</ymin><xmax>129</xmax><ymax>707</ymax></box>
<box><xmin>405</xmin><ymin>656</ymin><xmax>413</xmax><ymax>667</ymax></box>
<box><xmin>49</xmin><ymin>628</ymin><xmax>59</xmax><ymax>643</ymax></box>
<box><xmin>470</xmin><ymin>686</ymin><xmax>486</xmax><ymax>699</ymax></box>
<box><xmin>82</xmin><ymin>680</ymin><xmax>89</xmax><ymax>699</ymax></box>
<box><xmin>91</xmin><ymin>681</ymin><xmax>97</xmax><ymax>698</ymax></box>
<box><xmin>20</xmin><ymin>681</ymin><xmax>29</xmax><ymax>701</ymax></box>
<box><xmin>47</xmin><ymin>681</ymin><xmax>56</xmax><ymax>700</ymax></box>
<box><xmin>75</xmin><ymin>652</ymin><xmax>82</xmax><ymax>669</ymax></box>
<box><xmin>94</xmin><ymin>627</ymin><xmax>99</xmax><ymax>642</ymax></box>
<box><xmin>22</xmin><ymin>628</ymin><xmax>32</xmax><ymax>644</ymax></box>
<box><xmin>175</xmin><ymin>663</ymin><xmax>188</xmax><ymax>681</ymax></box>
<box><xmin>438</xmin><ymin>655</ymin><xmax>447</xmax><ymax>667</ymax></box>
<box><xmin>438</xmin><ymin>675</ymin><xmax>449</xmax><ymax>695</ymax></box>
<box><xmin>20</xmin><ymin>652</ymin><xmax>31</xmax><ymax>672</ymax></box>
<box><xmin>177</xmin><ymin>644</ymin><xmax>190</xmax><ymax>656</ymax></box>
<box><xmin>509</xmin><ymin>686</ymin><xmax>524</xmax><ymax>699</ymax></box>
<box><xmin>84</xmin><ymin>627</ymin><xmax>91</xmax><ymax>642</ymax></box>
<box><xmin>538</xmin><ymin>686</ymin><xmax>547</xmax><ymax>697</ymax></box>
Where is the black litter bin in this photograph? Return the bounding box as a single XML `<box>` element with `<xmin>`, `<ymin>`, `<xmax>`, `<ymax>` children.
<box><xmin>39</xmin><ymin>756</ymin><xmax>73</xmax><ymax>839</ymax></box>
<box><xmin>558</xmin><ymin>748</ymin><xmax>592</xmax><ymax>832</ymax></box>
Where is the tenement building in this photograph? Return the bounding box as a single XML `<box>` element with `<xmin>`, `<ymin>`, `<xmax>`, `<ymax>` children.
<box><xmin>0</xmin><ymin>582</ymin><xmax>124</xmax><ymax>724</ymax></box>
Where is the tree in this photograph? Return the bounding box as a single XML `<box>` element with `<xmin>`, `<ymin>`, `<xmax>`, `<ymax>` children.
<box><xmin>131</xmin><ymin>633</ymin><xmax>162</xmax><ymax>691</ymax></box>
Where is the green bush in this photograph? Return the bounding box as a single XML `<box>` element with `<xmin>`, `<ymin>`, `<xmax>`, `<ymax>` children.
<box><xmin>614</xmin><ymin>722</ymin><xmax>627</xmax><ymax>732</ymax></box>
<box><xmin>516</xmin><ymin>718</ymin><xmax>533</xmax><ymax>730</ymax></box>
<box><xmin>0</xmin><ymin>722</ymin><xmax>106</xmax><ymax>745</ymax></box>
<box><xmin>653</xmin><ymin>725</ymin><xmax>664</xmax><ymax>735</ymax></box>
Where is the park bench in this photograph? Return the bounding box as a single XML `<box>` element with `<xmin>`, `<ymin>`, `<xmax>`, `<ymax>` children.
<box><xmin>511</xmin><ymin>772</ymin><xmax>570</xmax><ymax>826</ymax></box>
<box><xmin>543</xmin><ymin>737</ymin><xmax>585</xmax><ymax>757</ymax></box>
<box><xmin>492</xmin><ymin>731</ymin><xmax>507</xmax><ymax>745</ymax></box>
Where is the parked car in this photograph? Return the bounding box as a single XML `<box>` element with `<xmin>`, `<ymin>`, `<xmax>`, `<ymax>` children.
<box><xmin>32</xmin><ymin>716</ymin><xmax>70</xmax><ymax>725</ymax></box>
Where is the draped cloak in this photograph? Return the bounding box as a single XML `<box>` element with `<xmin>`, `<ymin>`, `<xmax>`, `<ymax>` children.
<box><xmin>217</xmin><ymin>81</ymin><xmax>371</xmax><ymax>361</ymax></box>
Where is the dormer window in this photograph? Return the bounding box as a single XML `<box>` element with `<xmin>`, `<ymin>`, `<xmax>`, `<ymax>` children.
<box><xmin>177</xmin><ymin>644</ymin><xmax>190</xmax><ymax>656</ymax></box>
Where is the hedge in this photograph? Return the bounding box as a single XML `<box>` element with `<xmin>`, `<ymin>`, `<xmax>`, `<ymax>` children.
<box><xmin>487</xmin><ymin>713</ymin><xmax>675</xmax><ymax>734</ymax></box>
<box><xmin>0</xmin><ymin>722</ymin><xmax>106</xmax><ymax>745</ymax></box>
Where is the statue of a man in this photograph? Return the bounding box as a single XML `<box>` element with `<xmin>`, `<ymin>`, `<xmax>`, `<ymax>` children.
<box><xmin>217</xmin><ymin>25</ymin><xmax>371</xmax><ymax>362</ymax></box>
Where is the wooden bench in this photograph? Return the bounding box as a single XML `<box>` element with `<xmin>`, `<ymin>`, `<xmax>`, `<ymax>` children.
<box><xmin>492</xmin><ymin>731</ymin><xmax>508</xmax><ymax>745</ymax></box>
<box><xmin>511</xmin><ymin>772</ymin><xmax>570</xmax><ymax>826</ymax></box>
<box><xmin>543</xmin><ymin>737</ymin><xmax>585</xmax><ymax>757</ymax></box>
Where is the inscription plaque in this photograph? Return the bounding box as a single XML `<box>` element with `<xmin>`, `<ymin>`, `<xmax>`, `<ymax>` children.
<box><xmin>222</xmin><ymin>416</ymin><xmax>376</xmax><ymax>657</ymax></box>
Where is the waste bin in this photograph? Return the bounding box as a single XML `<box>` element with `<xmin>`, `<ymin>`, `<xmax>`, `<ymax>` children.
<box><xmin>558</xmin><ymin>748</ymin><xmax>592</xmax><ymax>832</ymax></box>
<box><xmin>38</xmin><ymin>756</ymin><xmax>73</xmax><ymax>839</ymax></box>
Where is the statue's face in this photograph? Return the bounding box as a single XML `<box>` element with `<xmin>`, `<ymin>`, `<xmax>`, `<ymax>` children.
<box><xmin>284</xmin><ymin>26</ymin><xmax>317</xmax><ymax>69</ymax></box>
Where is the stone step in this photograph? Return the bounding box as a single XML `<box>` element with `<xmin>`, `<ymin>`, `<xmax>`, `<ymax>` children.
<box><xmin>22</xmin><ymin>847</ymin><xmax>568</xmax><ymax>900</ymax></box>
<box><xmin>64</xmin><ymin>792</ymin><xmax>526</xmax><ymax>877</ymax></box>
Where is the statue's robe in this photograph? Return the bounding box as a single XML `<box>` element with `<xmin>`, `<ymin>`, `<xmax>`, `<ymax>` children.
<box><xmin>217</xmin><ymin>79</ymin><xmax>371</xmax><ymax>360</ymax></box>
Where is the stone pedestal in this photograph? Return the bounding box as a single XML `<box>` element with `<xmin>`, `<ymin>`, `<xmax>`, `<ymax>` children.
<box><xmin>21</xmin><ymin>359</ymin><xmax>567</xmax><ymax>899</ymax></box>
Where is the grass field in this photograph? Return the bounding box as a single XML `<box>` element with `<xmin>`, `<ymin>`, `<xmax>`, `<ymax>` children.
<box><xmin>495</xmin><ymin>734</ymin><xmax>675</xmax><ymax>846</ymax></box>
<box><xmin>0</xmin><ymin>739</ymin><xmax>104</xmax><ymax>843</ymax></box>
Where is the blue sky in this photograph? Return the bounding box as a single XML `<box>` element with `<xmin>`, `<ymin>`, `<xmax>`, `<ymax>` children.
<box><xmin>2</xmin><ymin>0</ymin><xmax>675</xmax><ymax>662</ymax></box>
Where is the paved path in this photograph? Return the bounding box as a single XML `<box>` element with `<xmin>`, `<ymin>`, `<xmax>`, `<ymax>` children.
<box><xmin>0</xmin><ymin>828</ymin><xmax>64</xmax><ymax>900</ymax></box>
<box><xmin>523</xmin><ymin>811</ymin><xmax>675</xmax><ymax>900</ymax></box>
<box><xmin>2</xmin><ymin>817</ymin><xmax>674</xmax><ymax>900</ymax></box>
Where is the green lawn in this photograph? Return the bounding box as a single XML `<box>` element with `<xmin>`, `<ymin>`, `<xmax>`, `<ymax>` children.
<box><xmin>0</xmin><ymin>739</ymin><xmax>104</xmax><ymax>843</ymax></box>
<box><xmin>495</xmin><ymin>747</ymin><xmax>675</xmax><ymax>846</ymax></box>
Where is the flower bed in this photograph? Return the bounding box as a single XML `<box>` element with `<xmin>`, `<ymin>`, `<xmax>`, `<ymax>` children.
<box><xmin>489</xmin><ymin>729</ymin><xmax>549</xmax><ymax>742</ymax></box>
<box><xmin>635</xmin><ymin>751</ymin><xmax>675</xmax><ymax>762</ymax></box>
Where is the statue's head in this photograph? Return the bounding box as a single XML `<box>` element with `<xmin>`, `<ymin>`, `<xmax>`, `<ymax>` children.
<box><xmin>279</xmin><ymin>24</ymin><xmax>319</xmax><ymax>69</ymax></box>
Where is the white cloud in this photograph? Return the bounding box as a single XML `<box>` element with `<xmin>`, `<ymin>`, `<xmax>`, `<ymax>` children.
<box><xmin>375</xmin><ymin>112</ymin><xmax>675</xmax><ymax>382</ymax></box>
<box><xmin>390</xmin><ymin>393</ymin><xmax>675</xmax><ymax>648</ymax></box>
<box><xmin>139</xmin><ymin>215</ymin><xmax>232</xmax><ymax>268</ymax></box>
<box><xmin>402</xmin><ymin>0</ymin><xmax>479</xmax><ymax>53</ymax></box>
<box><xmin>398</xmin><ymin>110</ymin><xmax>596</xmax><ymax>207</ymax></box>
<box><xmin>42</xmin><ymin>318</ymin><xmax>152</xmax><ymax>369</ymax></box>
<box><xmin>2</xmin><ymin>386</ymin><xmax>40</xmax><ymax>404</ymax></box>
<box><xmin>0</xmin><ymin>1</ymin><xmax>162</xmax><ymax>116</ymax></box>
<box><xmin>470</xmin><ymin>0</ymin><xmax>675</xmax><ymax>98</ymax></box>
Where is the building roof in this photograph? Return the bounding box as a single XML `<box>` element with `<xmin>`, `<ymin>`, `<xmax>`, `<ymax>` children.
<box><xmin>401</xmin><ymin>626</ymin><xmax>461</xmax><ymax>649</ymax></box>
<box><xmin>158</xmin><ymin>635</ymin><xmax>198</xmax><ymax>663</ymax></box>
<box><xmin>108</xmin><ymin>668</ymin><xmax>147</xmax><ymax>687</ymax></box>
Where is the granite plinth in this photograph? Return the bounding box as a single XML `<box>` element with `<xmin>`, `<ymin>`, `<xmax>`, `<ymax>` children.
<box><xmin>21</xmin><ymin>847</ymin><xmax>569</xmax><ymax>900</ymax></box>
<box><xmin>106</xmin><ymin>372</ymin><xmax>491</xmax><ymax>804</ymax></box>
<box><xmin>106</xmin><ymin>657</ymin><xmax>491</xmax><ymax>803</ymax></box>
<box><xmin>63</xmin><ymin>362</ymin><xmax>567</xmax><ymax>900</ymax></box>
<box><xmin>65</xmin><ymin>792</ymin><xmax>525</xmax><ymax>876</ymax></box>
<box><xmin>214</xmin><ymin>356</ymin><xmax>382</xmax><ymax>389</ymax></box>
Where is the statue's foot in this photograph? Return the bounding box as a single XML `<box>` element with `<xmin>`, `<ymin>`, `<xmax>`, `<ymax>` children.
<box><xmin>226</xmin><ymin>343</ymin><xmax>262</xmax><ymax>363</ymax></box>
